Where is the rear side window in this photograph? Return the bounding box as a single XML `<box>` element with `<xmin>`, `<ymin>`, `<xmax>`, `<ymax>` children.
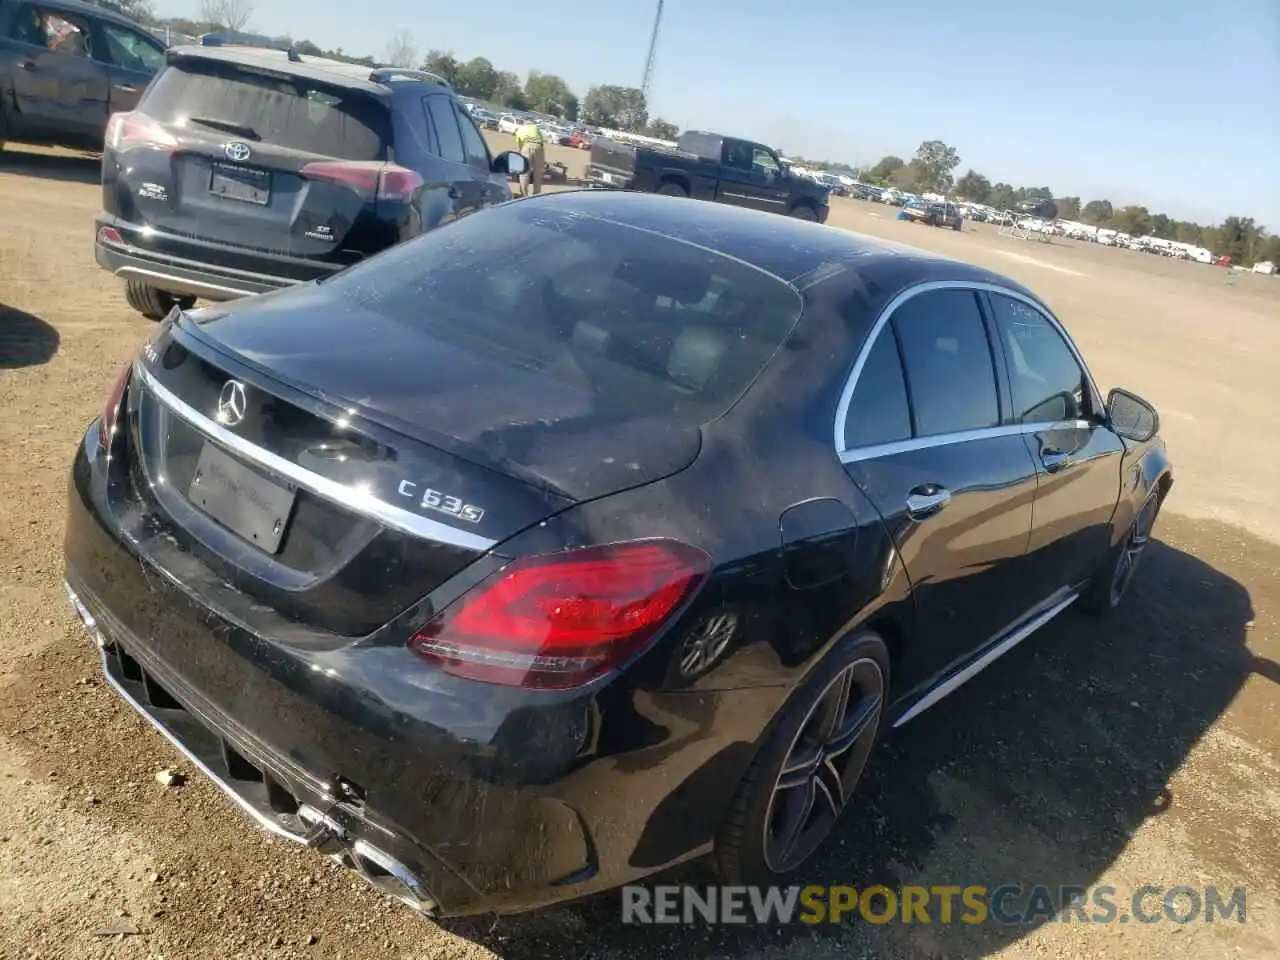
<box><xmin>843</xmin><ymin>330</ymin><xmax>911</xmax><ymax>449</ymax></box>
<box><xmin>324</xmin><ymin>202</ymin><xmax>803</xmax><ymax>425</ymax></box>
<box><xmin>141</xmin><ymin>62</ymin><xmax>389</xmax><ymax>160</ymax></box>
<box><xmin>97</xmin><ymin>21</ymin><xmax>165</xmax><ymax>73</ymax></box>
<box><xmin>424</xmin><ymin>94</ymin><xmax>465</xmax><ymax>164</ymax></box>
<box><xmin>892</xmin><ymin>289</ymin><xmax>999</xmax><ymax>436</ymax></box>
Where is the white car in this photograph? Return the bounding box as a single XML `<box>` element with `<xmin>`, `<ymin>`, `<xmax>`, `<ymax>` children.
<box><xmin>498</xmin><ymin>115</ymin><xmax>521</xmax><ymax>135</ymax></box>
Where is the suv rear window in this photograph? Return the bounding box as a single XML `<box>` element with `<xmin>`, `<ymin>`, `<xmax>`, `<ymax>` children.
<box><xmin>142</xmin><ymin>60</ymin><xmax>389</xmax><ymax>160</ymax></box>
<box><xmin>326</xmin><ymin>202</ymin><xmax>803</xmax><ymax>424</ymax></box>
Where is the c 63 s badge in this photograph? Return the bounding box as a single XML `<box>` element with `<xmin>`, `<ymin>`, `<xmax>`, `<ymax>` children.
<box><xmin>397</xmin><ymin>481</ymin><xmax>485</xmax><ymax>524</ymax></box>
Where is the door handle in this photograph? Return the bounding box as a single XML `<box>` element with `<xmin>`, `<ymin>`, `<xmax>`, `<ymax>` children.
<box><xmin>905</xmin><ymin>486</ymin><xmax>952</xmax><ymax>521</ymax></box>
<box><xmin>1041</xmin><ymin>449</ymin><xmax>1072</xmax><ymax>473</ymax></box>
<box><xmin>20</xmin><ymin>60</ymin><xmax>36</xmax><ymax>71</ymax></box>
<box><xmin>113</xmin><ymin>84</ymin><xmax>138</xmax><ymax>93</ymax></box>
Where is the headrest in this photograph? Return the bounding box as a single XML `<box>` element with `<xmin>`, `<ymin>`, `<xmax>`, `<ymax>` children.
<box><xmin>667</xmin><ymin>327</ymin><xmax>728</xmax><ymax>392</ymax></box>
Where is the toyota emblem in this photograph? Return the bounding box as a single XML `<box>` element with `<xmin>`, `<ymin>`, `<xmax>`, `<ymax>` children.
<box><xmin>217</xmin><ymin>380</ymin><xmax>248</xmax><ymax>427</ymax></box>
<box><xmin>224</xmin><ymin>141</ymin><xmax>252</xmax><ymax>162</ymax></box>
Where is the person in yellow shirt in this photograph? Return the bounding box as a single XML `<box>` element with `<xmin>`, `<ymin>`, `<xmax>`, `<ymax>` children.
<box><xmin>514</xmin><ymin>120</ymin><xmax>546</xmax><ymax>197</ymax></box>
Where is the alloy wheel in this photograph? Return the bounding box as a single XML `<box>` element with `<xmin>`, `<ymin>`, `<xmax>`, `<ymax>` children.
<box><xmin>1111</xmin><ymin>495</ymin><xmax>1158</xmax><ymax>605</ymax></box>
<box><xmin>762</xmin><ymin>658</ymin><xmax>885</xmax><ymax>873</ymax></box>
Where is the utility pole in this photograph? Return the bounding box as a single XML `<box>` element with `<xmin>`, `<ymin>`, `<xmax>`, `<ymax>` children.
<box><xmin>641</xmin><ymin>0</ymin><xmax>664</xmax><ymax>103</ymax></box>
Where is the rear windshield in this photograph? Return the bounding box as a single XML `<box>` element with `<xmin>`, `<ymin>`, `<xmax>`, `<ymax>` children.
<box><xmin>325</xmin><ymin>203</ymin><xmax>804</xmax><ymax>424</ymax></box>
<box><xmin>143</xmin><ymin>61</ymin><xmax>388</xmax><ymax>160</ymax></box>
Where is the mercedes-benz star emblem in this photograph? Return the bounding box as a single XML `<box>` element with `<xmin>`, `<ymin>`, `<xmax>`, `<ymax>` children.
<box><xmin>217</xmin><ymin>380</ymin><xmax>248</xmax><ymax>427</ymax></box>
<box><xmin>224</xmin><ymin>141</ymin><xmax>251</xmax><ymax>162</ymax></box>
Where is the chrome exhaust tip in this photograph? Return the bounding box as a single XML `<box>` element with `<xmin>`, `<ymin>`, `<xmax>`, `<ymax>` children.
<box><xmin>295</xmin><ymin>804</ymin><xmax>437</xmax><ymax>914</ymax></box>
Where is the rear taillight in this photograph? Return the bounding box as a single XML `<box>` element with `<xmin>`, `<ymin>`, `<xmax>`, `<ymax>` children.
<box><xmin>299</xmin><ymin>161</ymin><xmax>424</xmax><ymax>202</ymax></box>
<box><xmin>409</xmin><ymin>540</ymin><xmax>710</xmax><ymax>690</ymax></box>
<box><xmin>99</xmin><ymin>363</ymin><xmax>132</xmax><ymax>455</ymax></box>
<box><xmin>105</xmin><ymin>111</ymin><xmax>177</xmax><ymax>152</ymax></box>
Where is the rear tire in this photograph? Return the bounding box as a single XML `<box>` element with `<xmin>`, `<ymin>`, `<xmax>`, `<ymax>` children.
<box><xmin>790</xmin><ymin>204</ymin><xmax>818</xmax><ymax>221</ymax></box>
<box><xmin>656</xmin><ymin>181</ymin><xmax>688</xmax><ymax>197</ymax></box>
<box><xmin>715</xmin><ymin>630</ymin><xmax>889</xmax><ymax>885</ymax></box>
<box><xmin>124</xmin><ymin>281</ymin><xmax>195</xmax><ymax>321</ymax></box>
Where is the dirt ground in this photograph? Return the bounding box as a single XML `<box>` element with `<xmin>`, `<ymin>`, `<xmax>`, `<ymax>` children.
<box><xmin>1</xmin><ymin>141</ymin><xmax>1278</xmax><ymax>960</ymax></box>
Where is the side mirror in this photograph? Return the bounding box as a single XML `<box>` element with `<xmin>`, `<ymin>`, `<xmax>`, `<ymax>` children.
<box><xmin>1107</xmin><ymin>388</ymin><xmax>1159</xmax><ymax>442</ymax></box>
<box><xmin>493</xmin><ymin>151</ymin><xmax>528</xmax><ymax>177</ymax></box>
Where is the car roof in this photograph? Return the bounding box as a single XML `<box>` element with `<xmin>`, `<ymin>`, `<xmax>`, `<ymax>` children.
<box><xmin>526</xmin><ymin>190</ymin><xmax>1031</xmax><ymax>296</ymax></box>
<box><xmin>166</xmin><ymin>45</ymin><xmax>448</xmax><ymax>96</ymax></box>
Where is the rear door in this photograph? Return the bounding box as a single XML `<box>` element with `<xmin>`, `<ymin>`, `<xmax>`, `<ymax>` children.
<box><xmin>121</xmin><ymin>57</ymin><xmax>392</xmax><ymax>261</ymax></box>
<box><xmin>984</xmin><ymin>291</ymin><xmax>1124</xmax><ymax>598</ymax></box>
<box><xmin>421</xmin><ymin>92</ymin><xmax>484</xmax><ymax>219</ymax></box>
<box><xmin>90</xmin><ymin>17</ymin><xmax>165</xmax><ymax>114</ymax></box>
<box><xmin>837</xmin><ymin>286</ymin><xmax>1040</xmax><ymax>692</ymax></box>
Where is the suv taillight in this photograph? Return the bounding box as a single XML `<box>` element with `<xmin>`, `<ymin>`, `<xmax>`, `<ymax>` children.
<box><xmin>409</xmin><ymin>540</ymin><xmax>710</xmax><ymax>690</ymax></box>
<box><xmin>299</xmin><ymin>161</ymin><xmax>424</xmax><ymax>202</ymax></box>
<box><xmin>105</xmin><ymin>111</ymin><xmax>177</xmax><ymax>152</ymax></box>
<box><xmin>100</xmin><ymin>363</ymin><xmax>132</xmax><ymax>455</ymax></box>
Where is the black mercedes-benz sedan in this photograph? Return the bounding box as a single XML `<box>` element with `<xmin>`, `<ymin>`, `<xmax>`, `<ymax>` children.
<box><xmin>63</xmin><ymin>190</ymin><xmax>1172</xmax><ymax>917</ymax></box>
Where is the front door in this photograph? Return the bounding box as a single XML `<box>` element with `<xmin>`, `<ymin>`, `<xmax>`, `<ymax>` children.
<box><xmin>983</xmin><ymin>291</ymin><xmax>1125</xmax><ymax>599</ymax></box>
<box><xmin>6</xmin><ymin>5</ymin><xmax>108</xmax><ymax>146</ymax></box>
<box><xmin>718</xmin><ymin>139</ymin><xmax>787</xmax><ymax>213</ymax></box>
<box><xmin>837</xmin><ymin>286</ymin><xmax>1040</xmax><ymax>693</ymax></box>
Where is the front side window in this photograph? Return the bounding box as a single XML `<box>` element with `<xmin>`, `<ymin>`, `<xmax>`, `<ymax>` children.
<box><xmin>7</xmin><ymin>6</ymin><xmax>92</xmax><ymax>57</ymax></box>
<box><xmin>455</xmin><ymin>104</ymin><xmax>491</xmax><ymax>172</ymax></box>
<box><xmin>892</xmin><ymin>289</ymin><xmax>999</xmax><ymax>437</ymax></box>
<box><xmin>98</xmin><ymin>21</ymin><xmax>165</xmax><ymax>74</ymax></box>
<box><xmin>751</xmin><ymin>147</ymin><xmax>780</xmax><ymax>175</ymax></box>
<box><xmin>989</xmin><ymin>294</ymin><xmax>1089</xmax><ymax>423</ymax></box>
<box><xmin>843</xmin><ymin>328</ymin><xmax>912</xmax><ymax>449</ymax></box>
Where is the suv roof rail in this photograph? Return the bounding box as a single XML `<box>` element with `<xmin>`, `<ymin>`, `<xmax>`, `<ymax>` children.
<box><xmin>368</xmin><ymin>67</ymin><xmax>451</xmax><ymax>88</ymax></box>
<box><xmin>200</xmin><ymin>34</ymin><xmax>303</xmax><ymax>61</ymax></box>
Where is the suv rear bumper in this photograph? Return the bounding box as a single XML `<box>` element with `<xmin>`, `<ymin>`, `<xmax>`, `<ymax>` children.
<box><xmin>94</xmin><ymin>214</ymin><xmax>343</xmax><ymax>301</ymax></box>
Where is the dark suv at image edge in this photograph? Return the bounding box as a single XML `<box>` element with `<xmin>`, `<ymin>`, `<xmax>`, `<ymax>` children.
<box><xmin>93</xmin><ymin>40</ymin><xmax>525</xmax><ymax>319</ymax></box>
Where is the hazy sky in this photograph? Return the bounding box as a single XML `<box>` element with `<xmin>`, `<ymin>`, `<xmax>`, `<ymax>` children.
<box><xmin>157</xmin><ymin>0</ymin><xmax>1280</xmax><ymax>226</ymax></box>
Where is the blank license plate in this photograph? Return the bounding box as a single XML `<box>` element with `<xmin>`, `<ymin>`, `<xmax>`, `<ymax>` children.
<box><xmin>189</xmin><ymin>443</ymin><xmax>296</xmax><ymax>553</ymax></box>
<box><xmin>209</xmin><ymin>164</ymin><xmax>270</xmax><ymax>205</ymax></box>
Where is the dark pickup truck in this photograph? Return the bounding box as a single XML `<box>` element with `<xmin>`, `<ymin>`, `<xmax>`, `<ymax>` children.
<box><xmin>1</xmin><ymin>0</ymin><xmax>166</xmax><ymax>153</ymax></box>
<box><xmin>586</xmin><ymin>130</ymin><xmax>830</xmax><ymax>222</ymax></box>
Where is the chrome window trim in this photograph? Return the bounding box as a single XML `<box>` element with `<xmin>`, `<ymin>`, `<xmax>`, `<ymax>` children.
<box><xmin>832</xmin><ymin>280</ymin><xmax>1105</xmax><ymax>457</ymax></box>
<box><xmin>133</xmin><ymin>362</ymin><xmax>499</xmax><ymax>552</ymax></box>
<box><xmin>838</xmin><ymin>420</ymin><xmax>1094</xmax><ymax>464</ymax></box>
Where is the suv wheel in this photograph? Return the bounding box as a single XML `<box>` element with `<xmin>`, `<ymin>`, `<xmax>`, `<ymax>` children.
<box><xmin>124</xmin><ymin>281</ymin><xmax>195</xmax><ymax>321</ymax></box>
<box><xmin>790</xmin><ymin>205</ymin><xmax>818</xmax><ymax>221</ymax></box>
<box><xmin>715</xmin><ymin>630</ymin><xmax>888</xmax><ymax>884</ymax></box>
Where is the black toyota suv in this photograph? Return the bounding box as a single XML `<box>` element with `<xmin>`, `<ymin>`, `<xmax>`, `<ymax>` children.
<box><xmin>94</xmin><ymin>39</ymin><xmax>527</xmax><ymax>319</ymax></box>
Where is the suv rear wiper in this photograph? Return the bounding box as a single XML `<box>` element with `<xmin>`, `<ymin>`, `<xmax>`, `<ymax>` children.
<box><xmin>188</xmin><ymin>116</ymin><xmax>260</xmax><ymax>140</ymax></box>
